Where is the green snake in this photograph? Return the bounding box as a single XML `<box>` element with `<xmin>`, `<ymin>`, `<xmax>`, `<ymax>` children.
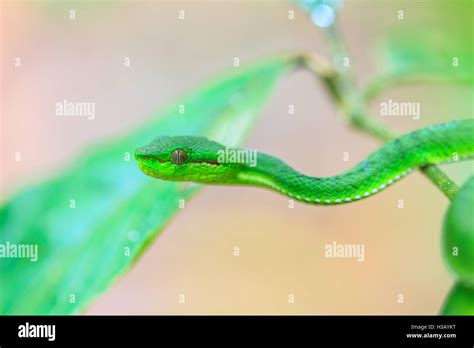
<box><xmin>135</xmin><ymin>119</ymin><xmax>474</xmax><ymax>205</ymax></box>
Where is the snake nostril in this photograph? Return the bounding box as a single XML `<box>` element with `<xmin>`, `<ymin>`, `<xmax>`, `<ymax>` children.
<box><xmin>135</xmin><ymin>149</ymin><xmax>152</xmax><ymax>162</ymax></box>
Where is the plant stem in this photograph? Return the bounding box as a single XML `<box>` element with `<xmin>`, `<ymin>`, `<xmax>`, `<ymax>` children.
<box><xmin>298</xmin><ymin>48</ymin><xmax>460</xmax><ymax>200</ymax></box>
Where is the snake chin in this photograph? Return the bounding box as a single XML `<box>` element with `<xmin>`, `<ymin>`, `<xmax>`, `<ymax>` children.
<box><xmin>136</xmin><ymin>161</ymin><xmax>168</xmax><ymax>180</ymax></box>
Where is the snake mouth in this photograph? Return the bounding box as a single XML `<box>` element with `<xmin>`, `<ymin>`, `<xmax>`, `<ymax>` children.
<box><xmin>192</xmin><ymin>160</ymin><xmax>221</xmax><ymax>166</ymax></box>
<box><xmin>136</xmin><ymin>161</ymin><xmax>163</xmax><ymax>179</ymax></box>
<box><xmin>135</xmin><ymin>151</ymin><xmax>160</xmax><ymax>173</ymax></box>
<box><xmin>136</xmin><ymin>154</ymin><xmax>179</xmax><ymax>180</ymax></box>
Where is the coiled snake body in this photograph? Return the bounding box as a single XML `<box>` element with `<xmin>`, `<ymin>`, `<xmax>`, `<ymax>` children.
<box><xmin>136</xmin><ymin>119</ymin><xmax>474</xmax><ymax>205</ymax></box>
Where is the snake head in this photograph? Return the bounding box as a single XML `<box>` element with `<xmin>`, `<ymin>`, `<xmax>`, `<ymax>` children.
<box><xmin>135</xmin><ymin>136</ymin><xmax>241</xmax><ymax>183</ymax></box>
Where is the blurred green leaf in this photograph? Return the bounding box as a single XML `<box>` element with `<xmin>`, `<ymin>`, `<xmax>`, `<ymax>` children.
<box><xmin>366</xmin><ymin>4</ymin><xmax>474</xmax><ymax>101</ymax></box>
<box><xmin>379</xmin><ymin>31</ymin><xmax>473</xmax><ymax>81</ymax></box>
<box><xmin>442</xmin><ymin>176</ymin><xmax>474</xmax><ymax>284</ymax></box>
<box><xmin>441</xmin><ymin>282</ymin><xmax>474</xmax><ymax>315</ymax></box>
<box><xmin>0</xmin><ymin>55</ymin><xmax>299</xmax><ymax>314</ymax></box>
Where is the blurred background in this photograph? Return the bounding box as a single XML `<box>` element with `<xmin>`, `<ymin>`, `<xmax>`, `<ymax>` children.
<box><xmin>1</xmin><ymin>0</ymin><xmax>472</xmax><ymax>314</ymax></box>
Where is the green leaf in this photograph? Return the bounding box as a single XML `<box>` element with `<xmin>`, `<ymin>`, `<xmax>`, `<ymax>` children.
<box><xmin>442</xmin><ymin>176</ymin><xmax>474</xmax><ymax>284</ymax></box>
<box><xmin>441</xmin><ymin>282</ymin><xmax>474</xmax><ymax>315</ymax></box>
<box><xmin>366</xmin><ymin>4</ymin><xmax>474</xmax><ymax>101</ymax></box>
<box><xmin>377</xmin><ymin>0</ymin><xmax>473</xmax><ymax>84</ymax></box>
<box><xmin>0</xmin><ymin>55</ymin><xmax>299</xmax><ymax>314</ymax></box>
<box><xmin>379</xmin><ymin>31</ymin><xmax>473</xmax><ymax>83</ymax></box>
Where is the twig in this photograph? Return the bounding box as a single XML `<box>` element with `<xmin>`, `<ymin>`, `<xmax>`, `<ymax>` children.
<box><xmin>298</xmin><ymin>46</ymin><xmax>460</xmax><ymax>200</ymax></box>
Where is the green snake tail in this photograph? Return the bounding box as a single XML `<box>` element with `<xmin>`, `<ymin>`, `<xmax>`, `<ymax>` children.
<box><xmin>236</xmin><ymin>119</ymin><xmax>474</xmax><ymax>204</ymax></box>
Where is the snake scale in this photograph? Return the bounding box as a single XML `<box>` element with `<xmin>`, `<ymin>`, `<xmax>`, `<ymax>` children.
<box><xmin>135</xmin><ymin>119</ymin><xmax>474</xmax><ymax>205</ymax></box>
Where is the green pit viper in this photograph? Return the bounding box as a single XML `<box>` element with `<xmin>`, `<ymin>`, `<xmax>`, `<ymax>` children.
<box><xmin>135</xmin><ymin>119</ymin><xmax>474</xmax><ymax>205</ymax></box>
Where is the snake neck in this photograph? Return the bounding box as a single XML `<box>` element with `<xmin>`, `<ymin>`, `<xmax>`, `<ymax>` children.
<box><xmin>237</xmin><ymin>119</ymin><xmax>474</xmax><ymax>205</ymax></box>
<box><xmin>236</xmin><ymin>153</ymin><xmax>388</xmax><ymax>204</ymax></box>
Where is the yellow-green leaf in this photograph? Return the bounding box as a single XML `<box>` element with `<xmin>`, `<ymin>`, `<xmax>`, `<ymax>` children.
<box><xmin>442</xmin><ymin>176</ymin><xmax>474</xmax><ymax>284</ymax></box>
<box><xmin>441</xmin><ymin>282</ymin><xmax>474</xmax><ymax>315</ymax></box>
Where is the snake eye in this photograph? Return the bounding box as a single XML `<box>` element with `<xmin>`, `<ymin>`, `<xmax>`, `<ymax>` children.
<box><xmin>171</xmin><ymin>149</ymin><xmax>187</xmax><ymax>165</ymax></box>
